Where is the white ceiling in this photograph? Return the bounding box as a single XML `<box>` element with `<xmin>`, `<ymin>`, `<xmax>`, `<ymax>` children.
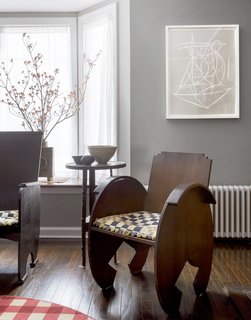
<box><xmin>0</xmin><ymin>0</ymin><xmax>105</xmax><ymax>12</ymax></box>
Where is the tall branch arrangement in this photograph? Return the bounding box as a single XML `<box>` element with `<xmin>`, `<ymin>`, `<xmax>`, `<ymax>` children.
<box><xmin>0</xmin><ymin>33</ymin><xmax>100</xmax><ymax>142</ymax></box>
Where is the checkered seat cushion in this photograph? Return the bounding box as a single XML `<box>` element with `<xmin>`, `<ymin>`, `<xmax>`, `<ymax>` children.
<box><xmin>93</xmin><ymin>211</ymin><xmax>160</xmax><ymax>240</ymax></box>
<box><xmin>0</xmin><ymin>210</ymin><xmax>19</xmax><ymax>226</ymax></box>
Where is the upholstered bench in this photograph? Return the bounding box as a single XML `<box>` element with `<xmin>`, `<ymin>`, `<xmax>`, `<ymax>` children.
<box><xmin>0</xmin><ymin>211</ymin><xmax>19</xmax><ymax>226</ymax></box>
<box><xmin>92</xmin><ymin>211</ymin><xmax>160</xmax><ymax>241</ymax></box>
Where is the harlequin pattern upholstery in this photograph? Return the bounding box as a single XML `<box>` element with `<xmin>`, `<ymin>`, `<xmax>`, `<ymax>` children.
<box><xmin>0</xmin><ymin>210</ymin><xmax>18</xmax><ymax>226</ymax></box>
<box><xmin>93</xmin><ymin>211</ymin><xmax>160</xmax><ymax>240</ymax></box>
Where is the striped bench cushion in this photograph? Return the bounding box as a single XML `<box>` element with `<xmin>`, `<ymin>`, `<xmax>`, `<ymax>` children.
<box><xmin>93</xmin><ymin>211</ymin><xmax>160</xmax><ymax>240</ymax></box>
<box><xmin>0</xmin><ymin>210</ymin><xmax>19</xmax><ymax>226</ymax></box>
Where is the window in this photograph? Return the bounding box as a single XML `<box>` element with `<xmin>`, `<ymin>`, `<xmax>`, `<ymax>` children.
<box><xmin>78</xmin><ymin>3</ymin><xmax>117</xmax><ymax>182</ymax></box>
<box><xmin>78</xmin><ymin>3</ymin><xmax>117</xmax><ymax>155</ymax></box>
<box><xmin>0</xmin><ymin>4</ymin><xmax>117</xmax><ymax>179</ymax></box>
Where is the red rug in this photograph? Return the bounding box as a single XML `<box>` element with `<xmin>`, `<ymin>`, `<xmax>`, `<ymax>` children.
<box><xmin>0</xmin><ymin>296</ymin><xmax>94</xmax><ymax>319</ymax></box>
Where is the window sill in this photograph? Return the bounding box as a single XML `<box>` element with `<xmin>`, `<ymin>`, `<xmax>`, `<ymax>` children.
<box><xmin>39</xmin><ymin>177</ymin><xmax>82</xmax><ymax>194</ymax></box>
<box><xmin>39</xmin><ymin>177</ymin><xmax>82</xmax><ymax>186</ymax></box>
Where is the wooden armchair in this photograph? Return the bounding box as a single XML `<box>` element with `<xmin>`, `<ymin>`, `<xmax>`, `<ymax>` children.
<box><xmin>88</xmin><ymin>151</ymin><xmax>216</xmax><ymax>315</ymax></box>
<box><xmin>0</xmin><ymin>131</ymin><xmax>42</xmax><ymax>283</ymax></box>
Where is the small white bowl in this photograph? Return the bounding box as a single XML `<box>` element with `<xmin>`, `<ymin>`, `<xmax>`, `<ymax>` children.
<box><xmin>88</xmin><ymin>145</ymin><xmax>117</xmax><ymax>164</ymax></box>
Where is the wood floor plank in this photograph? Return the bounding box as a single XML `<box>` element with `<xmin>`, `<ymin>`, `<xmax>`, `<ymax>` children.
<box><xmin>0</xmin><ymin>239</ymin><xmax>250</xmax><ymax>319</ymax></box>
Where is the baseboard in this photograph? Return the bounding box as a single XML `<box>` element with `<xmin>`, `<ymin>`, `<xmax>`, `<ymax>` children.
<box><xmin>40</xmin><ymin>227</ymin><xmax>81</xmax><ymax>238</ymax></box>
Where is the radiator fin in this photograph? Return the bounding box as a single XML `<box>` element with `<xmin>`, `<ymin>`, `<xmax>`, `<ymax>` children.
<box><xmin>209</xmin><ymin>185</ymin><xmax>251</xmax><ymax>238</ymax></box>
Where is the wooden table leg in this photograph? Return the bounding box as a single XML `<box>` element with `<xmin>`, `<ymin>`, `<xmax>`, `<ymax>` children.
<box><xmin>89</xmin><ymin>169</ymin><xmax>96</xmax><ymax>212</ymax></box>
<box><xmin>81</xmin><ymin>169</ymin><xmax>87</xmax><ymax>268</ymax></box>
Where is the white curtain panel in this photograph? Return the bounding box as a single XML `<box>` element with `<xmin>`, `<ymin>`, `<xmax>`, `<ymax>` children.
<box><xmin>79</xmin><ymin>4</ymin><xmax>117</xmax><ymax>183</ymax></box>
<box><xmin>82</xmin><ymin>16</ymin><xmax>116</xmax><ymax>150</ymax></box>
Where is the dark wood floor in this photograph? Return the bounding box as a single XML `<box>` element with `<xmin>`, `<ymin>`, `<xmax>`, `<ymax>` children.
<box><xmin>0</xmin><ymin>238</ymin><xmax>250</xmax><ymax>319</ymax></box>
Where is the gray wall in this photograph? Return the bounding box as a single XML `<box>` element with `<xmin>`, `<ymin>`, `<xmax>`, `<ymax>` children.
<box><xmin>130</xmin><ymin>0</ymin><xmax>251</xmax><ymax>185</ymax></box>
<box><xmin>40</xmin><ymin>186</ymin><xmax>82</xmax><ymax>238</ymax></box>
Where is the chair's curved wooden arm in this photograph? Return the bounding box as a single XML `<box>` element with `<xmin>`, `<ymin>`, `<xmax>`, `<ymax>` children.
<box><xmin>91</xmin><ymin>176</ymin><xmax>147</xmax><ymax>222</ymax></box>
<box><xmin>164</xmin><ymin>182</ymin><xmax>216</xmax><ymax>207</ymax></box>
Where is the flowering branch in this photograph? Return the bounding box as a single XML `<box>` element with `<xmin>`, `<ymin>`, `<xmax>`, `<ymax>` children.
<box><xmin>0</xmin><ymin>33</ymin><xmax>100</xmax><ymax>141</ymax></box>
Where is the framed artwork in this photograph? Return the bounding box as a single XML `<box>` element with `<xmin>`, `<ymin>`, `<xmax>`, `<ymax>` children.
<box><xmin>166</xmin><ymin>25</ymin><xmax>239</xmax><ymax>119</ymax></box>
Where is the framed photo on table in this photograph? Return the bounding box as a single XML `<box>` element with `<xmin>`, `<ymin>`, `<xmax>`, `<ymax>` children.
<box><xmin>165</xmin><ymin>25</ymin><xmax>239</xmax><ymax>119</ymax></box>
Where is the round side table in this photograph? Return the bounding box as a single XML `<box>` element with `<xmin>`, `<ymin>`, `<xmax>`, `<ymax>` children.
<box><xmin>66</xmin><ymin>161</ymin><xmax>126</xmax><ymax>267</ymax></box>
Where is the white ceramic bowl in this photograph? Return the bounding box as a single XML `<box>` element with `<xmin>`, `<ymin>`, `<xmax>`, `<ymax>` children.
<box><xmin>88</xmin><ymin>145</ymin><xmax>117</xmax><ymax>164</ymax></box>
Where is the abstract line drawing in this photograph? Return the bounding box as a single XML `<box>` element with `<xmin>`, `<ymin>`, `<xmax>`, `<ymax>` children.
<box><xmin>166</xmin><ymin>25</ymin><xmax>239</xmax><ymax>119</ymax></box>
<box><xmin>173</xmin><ymin>39</ymin><xmax>231</xmax><ymax>109</ymax></box>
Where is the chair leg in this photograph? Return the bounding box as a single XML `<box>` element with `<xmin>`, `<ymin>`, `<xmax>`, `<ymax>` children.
<box><xmin>192</xmin><ymin>246</ymin><xmax>213</xmax><ymax>296</ymax></box>
<box><xmin>30</xmin><ymin>237</ymin><xmax>39</xmax><ymax>268</ymax></box>
<box><xmin>17</xmin><ymin>240</ymin><xmax>30</xmax><ymax>284</ymax></box>
<box><xmin>155</xmin><ymin>251</ymin><xmax>185</xmax><ymax>315</ymax></box>
<box><xmin>184</xmin><ymin>201</ymin><xmax>213</xmax><ymax>296</ymax></box>
<box><xmin>17</xmin><ymin>228</ymin><xmax>39</xmax><ymax>282</ymax></box>
<box><xmin>126</xmin><ymin>240</ymin><xmax>151</xmax><ymax>275</ymax></box>
<box><xmin>89</xmin><ymin>230</ymin><xmax>122</xmax><ymax>290</ymax></box>
<box><xmin>158</xmin><ymin>283</ymin><xmax>182</xmax><ymax>316</ymax></box>
<box><xmin>193</xmin><ymin>264</ymin><xmax>212</xmax><ymax>296</ymax></box>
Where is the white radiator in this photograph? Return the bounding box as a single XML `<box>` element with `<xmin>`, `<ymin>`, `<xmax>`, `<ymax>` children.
<box><xmin>209</xmin><ymin>185</ymin><xmax>251</xmax><ymax>238</ymax></box>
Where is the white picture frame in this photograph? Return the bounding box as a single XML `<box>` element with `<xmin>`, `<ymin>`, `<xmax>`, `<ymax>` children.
<box><xmin>166</xmin><ymin>25</ymin><xmax>239</xmax><ymax>119</ymax></box>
